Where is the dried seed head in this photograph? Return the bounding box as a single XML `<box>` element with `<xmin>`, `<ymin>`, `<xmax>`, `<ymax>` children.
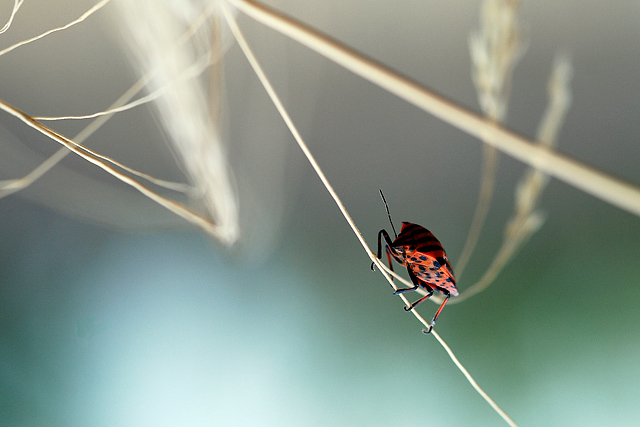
<box><xmin>469</xmin><ymin>0</ymin><xmax>525</xmax><ymax>121</ymax></box>
<box><xmin>113</xmin><ymin>0</ymin><xmax>239</xmax><ymax>244</ymax></box>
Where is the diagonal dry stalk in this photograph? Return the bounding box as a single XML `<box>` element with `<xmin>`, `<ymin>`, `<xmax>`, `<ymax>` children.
<box><xmin>221</xmin><ymin>5</ymin><xmax>519</xmax><ymax>427</ymax></box>
<box><xmin>0</xmin><ymin>0</ymin><xmax>239</xmax><ymax>244</ymax></box>
<box><xmin>0</xmin><ymin>74</ymin><xmax>194</xmax><ymax>199</ymax></box>
<box><xmin>226</xmin><ymin>0</ymin><xmax>640</xmax><ymax>218</ymax></box>
<box><xmin>0</xmin><ymin>0</ymin><xmax>222</xmax><ymax>199</ymax></box>
<box><xmin>0</xmin><ymin>97</ymin><xmax>229</xmax><ymax>241</ymax></box>
<box><xmin>32</xmin><ymin>49</ymin><xmax>212</xmax><ymax>122</ymax></box>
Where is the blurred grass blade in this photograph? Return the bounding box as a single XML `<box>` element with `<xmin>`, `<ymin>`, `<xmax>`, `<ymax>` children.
<box><xmin>114</xmin><ymin>0</ymin><xmax>238</xmax><ymax>244</ymax></box>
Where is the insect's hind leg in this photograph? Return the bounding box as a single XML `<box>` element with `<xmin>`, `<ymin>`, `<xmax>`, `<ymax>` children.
<box><xmin>422</xmin><ymin>292</ymin><xmax>451</xmax><ymax>334</ymax></box>
<box><xmin>402</xmin><ymin>288</ymin><xmax>434</xmax><ymax>310</ymax></box>
<box><xmin>393</xmin><ymin>265</ymin><xmax>422</xmax><ymax>295</ymax></box>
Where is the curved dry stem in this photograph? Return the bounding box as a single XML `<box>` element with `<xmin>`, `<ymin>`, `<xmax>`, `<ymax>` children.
<box><xmin>34</xmin><ymin>50</ymin><xmax>213</xmax><ymax>122</ymax></box>
<box><xmin>0</xmin><ymin>0</ymin><xmax>111</xmax><ymax>58</ymax></box>
<box><xmin>222</xmin><ymin>6</ymin><xmax>518</xmax><ymax>426</ymax></box>
<box><xmin>226</xmin><ymin>0</ymin><xmax>640</xmax><ymax>218</ymax></box>
<box><xmin>0</xmin><ymin>73</ymin><xmax>193</xmax><ymax>198</ymax></box>
<box><xmin>449</xmin><ymin>230</ymin><xmax>521</xmax><ymax>304</ymax></box>
<box><xmin>33</xmin><ymin>90</ymin><xmax>163</xmax><ymax>122</ymax></box>
<box><xmin>444</xmin><ymin>56</ymin><xmax>573</xmax><ymax>304</ymax></box>
<box><xmin>0</xmin><ymin>0</ymin><xmax>23</xmax><ymax>34</ymax></box>
<box><xmin>458</xmin><ymin>0</ymin><xmax>524</xmax><ymax>279</ymax></box>
<box><xmin>454</xmin><ymin>144</ymin><xmax>498</xmax><ymax>279</ymax></box>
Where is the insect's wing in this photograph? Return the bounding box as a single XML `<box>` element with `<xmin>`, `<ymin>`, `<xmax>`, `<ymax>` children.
<box><xmin>396</xmin><ymin>223</ymin><xmax>458</xmax><ymax>296</ymax></box>
<box><xmin>395</xmin><ymin>223</ymin><xmax>445</xmax><ymax>256</ymax></box>
<box><xmin>409</xmin><ymin>254</ymin><xmax>458</xmax><ymax>296</ymax></box>
<box><xmin>392</xmin><ymin>222</ymin><xmax>425</xmax><ymax>248</ymax></box>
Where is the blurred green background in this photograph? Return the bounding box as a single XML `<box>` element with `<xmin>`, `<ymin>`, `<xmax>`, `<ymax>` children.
<box><xmin>1</xmin><ymin>0</ymin><xmax>640</xmax><ymax>425</ymax></box>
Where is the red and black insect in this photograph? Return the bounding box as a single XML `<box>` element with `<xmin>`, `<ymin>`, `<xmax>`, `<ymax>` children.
<box><xmin>372</xmin><ymin>190</ymin><xmax>458</xmax><ymax>333</ymax></box>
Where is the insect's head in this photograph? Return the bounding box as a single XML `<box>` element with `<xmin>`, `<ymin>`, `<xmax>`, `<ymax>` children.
<box><xmin>390</xmin><ymin>245</ymin><xmax>406</xmax><ymax>259</ymax></box>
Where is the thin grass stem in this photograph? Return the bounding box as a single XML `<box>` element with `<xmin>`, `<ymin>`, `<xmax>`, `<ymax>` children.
<box><xmin>0</xmin><ymin>1</ymin><xmax>223</xmax><ymax>199</ymax></box>
<box><xmin>454</xmin><ymin>144</ymin><xmax>498</xmax><ymax>278</ymax></box>
<box><xmin>448</xmin><ymin>231</ymin><xmax>521</xmax><ymax>304</ymax></box>
<box><xmin>0</xmin><ymin>98</ymin><xmax>226</xmax><ymax>239</ymax></box>
<box><xmin>222</xmin><ymin>6</ymin><xmax>518</xmax><ymax>426</ymax></box>
<box><xmin>0</xmin><ymin>0</ymin><xmax>23</xmax><ymax>34</ymax></box>
<box><xmin>33</xmin><ymin>49</ymin><xmax>214</xmax><ymax>122</ymax></box>
<box><xmin>431</xmin><ymin>330</ymin><xmax>519</xmax><ymax>427</ymax></box>
<box><xmin>222</xmin><ymin>0</ymin><xmax>417</xmax><ymax>318</ymax></box>
<box><xmin>219</xmin><ymin>4</ymin><xmax>371</xmax><ymax>260</ymax></box>
<box><xmin>0</xmin><ymin>0</ymin><xmax>111</xmax><ymax>58</ymax></box>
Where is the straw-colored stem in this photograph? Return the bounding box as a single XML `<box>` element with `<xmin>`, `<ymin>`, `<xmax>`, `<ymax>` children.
<box><xmin>449</xmin><ymin>229</ymin><xmax>521</xmax><ymax>304</ymax></box>
<box><xmin>431</xmin><ymin>330</ymin><xmax>519</xmax><ymax>427</ymax></box>
<box><xmin>0</xmin><ymin>0</ymin><xmax>111</xmax><ymax>58</ymax></box>
<box><xmin>222</xmin><ymin>0</ymin><xmax>429</xmax><ymax>329</ymax></box>
<box><xmin>226</xmin><ymin>0</ymin><xmax>640</xmax><ymax>218</ymax></box>
<box><xmin>219</xmin><ymin>4</ymin><xmax>370</xmax><ymax>260</ymax></box>
<box><xmin>222</xmin><ymin>6</ymin><xmax>518</xmax><ymax>426</ymax></box>
<box><xmin>0</xmin><ymin>98</ymin><xmax>225</xmax><ymax>239</ymax></box>
<box><xmin>34</xmin><ymin>49</ymin><xmax>213</xmax><ymax>123</ymax></box>
<box><xmin>455</xmin><ymin>144</ymin><xmax>498</xmax><ymax>278</ymax></box>
<box><xmin>0</xmin><ymin>0</ymin><xmax>23</xmax><ymax>34</ymax></box>
<box><xmin>1</xmin><ymin>1</ymin><xmax>223</xmax><ymax>199</ymax></box>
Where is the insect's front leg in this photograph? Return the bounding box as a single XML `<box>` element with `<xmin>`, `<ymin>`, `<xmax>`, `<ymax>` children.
<box><xmin>430</xmin><ymin>292</ymin><xmax>450</xmax><ymax>326</ymax></box>
<box><xmin>371</xmin><ymin>229</ymin><xmax>394</xmax><ymax>271</ymax></box>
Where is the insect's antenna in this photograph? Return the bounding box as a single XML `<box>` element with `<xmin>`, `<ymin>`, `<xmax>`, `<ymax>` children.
<box><xmin>379</xmin><ymin>189</ymin><xmax>398</xmax><ymax>238</ymax></box>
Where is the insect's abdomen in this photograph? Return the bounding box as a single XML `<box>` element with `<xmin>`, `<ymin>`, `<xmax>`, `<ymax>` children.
<box><xmin>395</xmin><ymin>222</ymin><xmax>458</xmax><ymax>296</ymax></box>
<box><xmin>406</xmin><ymin>248</ymin><xmax>458</xmax><ymax>296</ymax></box>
